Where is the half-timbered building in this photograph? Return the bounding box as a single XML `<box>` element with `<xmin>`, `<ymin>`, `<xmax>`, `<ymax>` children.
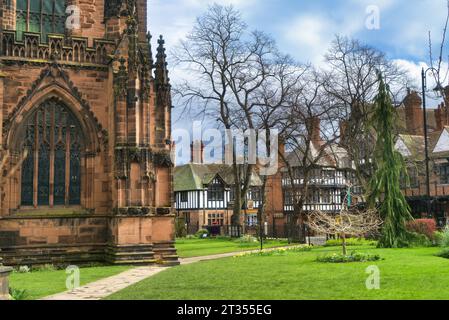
<box><xmin>174</xmin><ymin>163</ymin><xmax>264</xmax><ymax>234</ymax></box>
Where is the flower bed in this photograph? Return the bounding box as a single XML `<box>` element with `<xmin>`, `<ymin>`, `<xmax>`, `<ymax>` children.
<box><xmin>233</xmin><ymin>245</ymin><xmax>312</xmax><ymax>258</ymax></box>
<box><xmin>316</xmin><ymin>252</ymin><xmax>382</xmax><ymax>263</ymax></box>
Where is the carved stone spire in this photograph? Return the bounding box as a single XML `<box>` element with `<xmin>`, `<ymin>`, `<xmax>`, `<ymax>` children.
<box><xmin>155</xmin><ymin>35</ymin><xmax>170</xmax><ymax>89</ymax></box>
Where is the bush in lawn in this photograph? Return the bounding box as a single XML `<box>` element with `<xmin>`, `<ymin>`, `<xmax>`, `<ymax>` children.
<box><xmin>235</xmin><ymin>235</ymin><xmax>258</xmax><ymax>244</ymax></box>
<box><xmin>175</xmin><ymin>219</ymin><xmax>187</xmax><ymax>238</ymax></box>
<box><xmin>325</xmin><ymin>238</ymin><xmax>377</xmax><ymax>247</ymax></box>
<box><xmin>195</xmin><ymin>229</ymin><xmax>209</xmax><ymax>239</ymax></box>
<box><xmin>316</xmin><ymin>252</ymin><xmax>382</xmax><ymax>263</ymax></box>
<box><xmin>406</xmin><ymin>232</ymin><xmax>433</xmax><ymax>247</ymax></box>
<box><xmin>406</xmin><ymin>219</ymin><xmax>436</xmax><ymax>240</ymax></box>
<box><xmin>434</xmin><ymin>226</ymin><xmax>449</xmax><ymax>247</ymax></box>
<box><xmin>436</xmin><ymin>248</ymin><xmax>449</xmax><ymax>259</ymax></box>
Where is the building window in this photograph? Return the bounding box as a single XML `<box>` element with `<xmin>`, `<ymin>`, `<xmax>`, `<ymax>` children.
<box><xmin>16</xmin><ymin>0</ymin><xmax>66</xmax><ymax>42</ymax></box>
<box><xmin>246</xmin><ymin>214</ymin><xmax>258</xmax><ymax>227</ymax></box>
<box><xmin>307</xmin><ymin>190</ymin><xmax>320</xmax><ymax>204</ymax></box>
<box><xmin>180</xmin><ymin>191</ymin><xmax>188</xmax><ymax>203</ymax></box>
<box><xmin>208</xmin><ymin>213</ymin><xmax>224</xmax><ymax>226</ymax></box>
<box><xmin>440</xmin><ymin>164</ymin><xmax>449</xmax><ymax>185</ymax></box>
<box><xmin>321</xmin><ymin>190</ymin><xmax>332</xmax><ymax>204</ymax></box>
<box><xmin>250</xmin><ymin>188</ymin><xmax>261</xmax><ymax>202</ymax></box>
<box><xmin>208</xmin><ymin>180</ymin><xmax>224</xmax><ymax>201</ymax></box>
<box><xmin>20</xmin><ymin>98</ymin><xmax>83</xmax><ymax>207</ymax></box>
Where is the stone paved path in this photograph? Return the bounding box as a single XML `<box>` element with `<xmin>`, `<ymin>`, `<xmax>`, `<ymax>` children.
<box><xmin>42</xmin><ymin>245</ymin><xmax>301</xmax><ymax>300</ymax></box>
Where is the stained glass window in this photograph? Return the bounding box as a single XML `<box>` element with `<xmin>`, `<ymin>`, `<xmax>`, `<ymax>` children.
<box><xmin>20</xmin><ymin>99</ymin><xmax>83</xmax><ymax>207</ymax></box>
<box><xmin>15</xmin><ymin>0</ymin><xmax>67</xmax><ymax>42</ymax></box>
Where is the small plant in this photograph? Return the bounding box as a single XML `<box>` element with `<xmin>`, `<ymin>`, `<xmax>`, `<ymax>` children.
<box><xmin>9</xmin><ymin>288</ymin><xmax>28</xmax><ymax>300</ymax></box>
<box><xmin>316</xmin><ymin>252</ymin><xmax>382</xmax><ymax>263</ymax></box>
<box><xmin>17</xmin><ymin>265</ymin><xmax>31</xmax><ymax>273</ymax></box>
<box><xmin>195</xmin><ymin>229</ymin><xmax>209</xmax><ymax>239</ymax></box>
<box><xmin>434</xmin><ymin>226</ymin><xmax>449</xmax><ymax>247</ymax></box>
<box><xmin>185</xmin><ymin>234</ymin><xmax>197</xmax><ymax>240</ymax></box>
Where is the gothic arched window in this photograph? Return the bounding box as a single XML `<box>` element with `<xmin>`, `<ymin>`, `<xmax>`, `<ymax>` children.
<box><xmin>16</xmin><ymin>0</ymin><xmax>66</xmax><ymax>42</ymax></box>
<box><xmin>20</xmin><ymin>99</ymin><xmax>83</xmax><ymax>207</ymax></box>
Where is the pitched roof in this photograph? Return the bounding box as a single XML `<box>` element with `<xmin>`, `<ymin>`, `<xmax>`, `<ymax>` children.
<box><xmin>284</xmin><ymin>141</ymin><xmax>352</xmax><ymax>170</ymax></box>
<box><xmin>431</xmin><ymin>126</ymin><xmax>449</xmax><ymax>159</ymax></box>
<box><xmin>174</xmin><ymin>163</ymin><xmax>263</xmax><ymax>192</ymax></box>
<box><xmin>396</xmin><ymin>134</ymin><xmax>425</xmax><ymax>161</ymax></box>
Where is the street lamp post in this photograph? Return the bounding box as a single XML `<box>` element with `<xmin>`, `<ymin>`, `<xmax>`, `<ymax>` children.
<box><xmin>421</xmin><ymin>67</ymin><xmax>444</xmax><ymax>218</ymax></box>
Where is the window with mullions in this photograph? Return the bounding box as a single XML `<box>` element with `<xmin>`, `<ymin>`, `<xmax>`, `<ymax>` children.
<box><xmin>16</xmin><ymin>0</ymin><xmax>66</xmax><ymax>42</ymax></box>
<box><xmin>20</xmin><ymin>99</ymin><xmax>83</xmax><ymax>207</ymax></box>
<box><xmin>440</xmin><ymin>164</ymin><xmax>449</xmax><ymax>185</ymax></box>
<box><xmin>208</xmin><ymin>180</ymin><xmax>225</xmax><ymax>201</ymax></box>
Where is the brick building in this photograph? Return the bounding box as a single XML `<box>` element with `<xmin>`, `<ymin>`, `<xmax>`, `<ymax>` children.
<box><xmin>0</xmin><ymin>1</ymin><xmax>178</xmax><ymax>266</ymax></box>
<box><xmin>396</xmin><ymin>89</ymin><xmax>449</xmax><ymax>226</ymax></box>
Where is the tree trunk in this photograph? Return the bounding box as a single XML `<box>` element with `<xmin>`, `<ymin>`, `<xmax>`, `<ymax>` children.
<box><xmin>341</xmin><ymin>233</ymin><xmax>347</xmax><ymax>256</ymax></box>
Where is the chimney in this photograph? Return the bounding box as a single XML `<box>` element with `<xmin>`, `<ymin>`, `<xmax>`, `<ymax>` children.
<box><xmin>403</xmin><ymin>90</ymin><xmax>423</xmax><ymax>135</ymax></box>
<box><xmin>339</xmin><ymin>120</ymin><xmax>349</xmax><ymax>144</ymax></box>
<box><xmin>435</xmin><ymin>102</ymin><xmax>449</xmax><ymax>131</ymax></box>
<box><xmin>190</xmin><ymin>140</ymin><xmax>205</xmax><ymax>164</ymax></box>
<box><xmin>307</xmin><ymin>116</ymin><xmax>322</xmax><ymax>144</ymax></box>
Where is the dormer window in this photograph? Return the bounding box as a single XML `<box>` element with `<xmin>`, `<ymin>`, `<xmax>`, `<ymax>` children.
<box><xmin>16</xmin><ymin>0</ymin><xmax>66</xmax><ymax>42</ymax></box>
<box><xmin>208</xmin><ymin>178</ymin><xmax>225</xmax><ymax>201</ymax></box>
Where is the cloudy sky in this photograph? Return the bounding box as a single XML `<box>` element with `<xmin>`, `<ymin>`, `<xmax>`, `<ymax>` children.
<box><xmin>149</xmin><ymin>0</ymin><xmax>449</xmax><ymax>82</ymax></box>
<box><xmin>148</xmin><ymin>0</ymin><xmax>449</xmax><ymax>162</ymax></box>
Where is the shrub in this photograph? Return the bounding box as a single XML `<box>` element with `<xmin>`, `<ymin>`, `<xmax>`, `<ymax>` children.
<box><xmin>185</xmin><ymin>234</ymin><xmax>197</xmax><ymax>240</ymax></box>
<box><xmin>234</xmin><ymin>235</ymin><xmax>258</xmax><ymax>244</ymax></box>
<box><xmin>195</xmin><ymin>229</ymin><xmax>209</xmax><ymax>239</ymax></box>
<box><xmin>316</xmin><ymin>252</ymin><xmax>382</xmax><ymax>263</ymax></box>
<box><xmin>9</xmin><ymin>288</ymin><xmax>28</xmax><ymax>300</ymax></box>
<box><xmin>406</xmin><ymin>232</ymin><xmax>433</xmax><ymax>247</ymax></box>
<box><xmin>175</xmin><ymin>219</ymin><xmax>187</xmax><ymax>238</ymax></box>
<box><xmin>406</xmin><ymin>219</ymin><xmax>437</xmax><ymax>240</ymax></box>
<box><xmin>434</xmin><ymin>226</ymin><xmax>449</xmax><ymax>247</ymax></box>
<box><xmin>436</xmin><ymin>249</ymin><xmax>449</xmax><ymax>259</ymax></box>
<box><xmin>325</xmin><ymin>238</ymin><xmax>377</xmax><ymax>247</ymax></box>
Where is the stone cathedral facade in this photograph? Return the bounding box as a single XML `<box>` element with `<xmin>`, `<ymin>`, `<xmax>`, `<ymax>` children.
<box><xmin>0</xmin><ymin>0</ymin><xmax>178</xmax><ymax>266</ymax></box>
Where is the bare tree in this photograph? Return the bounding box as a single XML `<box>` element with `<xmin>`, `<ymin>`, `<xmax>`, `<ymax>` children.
<box><xmin>308</xmin><ymin>200</ymin><xmax>382</xmax><ymax>255</ymax></box>
<box><xmin>173</xmin><ymin>4</ymin><xmax>294</xmax><ymax>226</ymax></box>
<box><xmin>275</xmin><ymin>69</ymin><xmax>343</xmax><ymax>242</ymax></box>
<box><xmin>252</xmin><ymin>56</ymin><xmax>307</xmax><ymax>239</ymax></box>
<box><xmin>322</xmin><ymin>36</ymin><xmax>409</xmax><ymax>193</ymax></box>
<box><xmin>428</xmin><ymin>0</ymin><xmax>449</xmax><ymax>91</ymax></box>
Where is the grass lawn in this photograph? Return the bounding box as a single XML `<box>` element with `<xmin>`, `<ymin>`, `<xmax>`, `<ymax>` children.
<box><xmin>9</xmin><ymin>265</ymin><xmax>131</xmax><ymax>300</ymax></box>
<box><xmin>175</xmin><ymin>238</ymin><xmax>291</xmax><ymax>258</ymax></box>
<box><xmin>106</xmin><ymin>246</ymin><xmax>449</xmax><ymax>300</ymax></box>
